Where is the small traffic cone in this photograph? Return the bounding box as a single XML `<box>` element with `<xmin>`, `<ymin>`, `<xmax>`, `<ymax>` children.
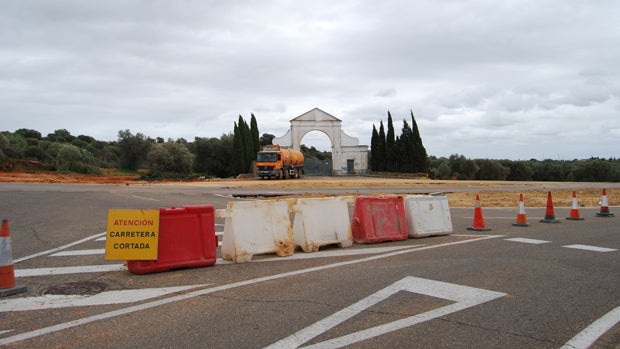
<box><xmin>512</xmin><ymin>194</ymin><xmax>529</xmax><ymax>227</ymax></box>
<box><xmin>539</xmin><ymin>191</ymin><xmax>560</xmax><ymax>223</ymax></box>
<box><xmin>467</xmin><ymin>193</ymin><xmax>491</xmax><ymax>231</ymax></box>
<box><xmin>595</xmin><ymin>189</ymin><xmax>615</xmax><ymax>217</ymax></box>
<box><xmin>566</xmin><ymin>191</ymin><xmax>584</xmax><ymax>221</ymax></box>
<box><xmin>0</xmin><ymin>219</ymin><xmax>27</xmax><ymax>297</ymax></box>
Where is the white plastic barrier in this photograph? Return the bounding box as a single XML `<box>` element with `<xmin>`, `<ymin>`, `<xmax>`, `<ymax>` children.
<box><xmin>404</xmin><ymin>195</ymin><xmax>453</xmax><ymax>238</ymax></box>
<box><xmin>292</xmin><ymin>196</ymin><xmax>353</xmax><ymax>252</ymax></box>
<box><xmin>218</xmin><ymin>199</ymin><xmax>295</xmax><ymax>263</ymax></box>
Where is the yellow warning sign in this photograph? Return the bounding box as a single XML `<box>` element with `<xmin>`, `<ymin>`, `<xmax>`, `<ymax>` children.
<box><xmin>105</xmin><ymin>209</ymin><xmax>159</xmax><ymax>260</ymax></box>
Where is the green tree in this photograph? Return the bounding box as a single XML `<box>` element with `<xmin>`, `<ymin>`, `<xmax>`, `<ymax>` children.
<box><xmin>370</xmin><ymin>125</ymin><xmax>379</xmax><ymax>171</ymax></box>
<box><xmin>386</xmin><ymin>111</ymin><xmax>396</xmax><ymax>172</ymax></box>
<box><xmin>55</xmin><ymin>144</ymin><xmax>82</xmax><ymax>172</ymax></box>
<box><xmin>46</xmin><ymin>129</ymin><xmax>74</xmax><ymax>143</ymax></box>
<box><xmin>250</xmin><ymin>114</ymin><xmax>260</xmax><ymax>155</ymax></box>
<box><xmin>475</xmin><ymin>159</ymin><xmax>510</xmax><ymax>180</ymax></box>
<box><xmin>147</xmin><ymin>141</ymin><xmax>193</xmax><ymax>177</ymax></box>
<box><xmin>377</xmin><ymin>121</ymin><xmax>387</xmax><ymax>171</ymax></box>
<box><xmin>396</xmin><ymin>119</ymin><xmax>414</xmax><ymax>172</ymax></box>
<box><xmin>410</xmin><ymin>110</ymin><xmax>429</xmax><ymax>173</ymax></box>
<box><xmin>15</xmin><ymin>128</ymin><xmax>42</xmax><ymax>140</ymax></box>
<box><xmin>260</xmin><ymin>133</ymin><xmax>275</xmax><ymax>146</ymax></box>
<box><xmin>117</xmin><ymin>129</ymin><xmax>153</xmax><ymax>171</ymax></box>
<box><xmin>449</xmin><ymin>154</ymin><xmax>479</xmax><ymax>179</ymax></box>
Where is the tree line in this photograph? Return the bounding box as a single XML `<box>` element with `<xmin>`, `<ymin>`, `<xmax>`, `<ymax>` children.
<box><xmin>428</xmin><ymin>155</ymin><xmax>620</xmax><ymax>182</ymax></box>
<box><xmin>370</xmin><ymin>110</ymin><xmax>428</xmax><ymax>174</ymax></box>
<box><xmin>2</xmin><ymin>112</ymin><xmax>619</xmax><ymax>182</ymax></box>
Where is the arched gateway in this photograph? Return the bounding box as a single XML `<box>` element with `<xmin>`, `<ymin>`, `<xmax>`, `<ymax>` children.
<box><xmin>272</xmin><ymin>108</ymin><xmax>369</xmax><ymax>175</ymax></box>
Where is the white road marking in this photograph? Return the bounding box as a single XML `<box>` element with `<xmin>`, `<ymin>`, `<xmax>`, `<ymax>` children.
<box><xmin>15</xmin><ymin>264</ymin><xmax>126</xmax><ymax>277</ymax></box>
<box><xmin>14</xmin><ymin>232</ymin><xmax>107</xmax><ymax>263</ymax></box>
<box><xmin>0</xmin><ymin>235</ymin><xmax>502</xmax><ymax>346</ymax></box>
<box><xmin>505</xmin><ymin>238</ymin><xmax>551</xmax><ymax>245</ymax></box>
<box><xmin>0</xmin><ymin>285</ymin><xmax>209</xmax><ymax>312</ymax></box>
<box><xmin>560</xmin><ymin>306</ymin><xmax>620</xmax><ymax>349</ymax></box>
<box><xmin>266</xmin><ymin>277</ymin><xmax>506</xmax><ymax>349</ymax></box>
<box><xmin>563</xmin><ymin>244</ymin><xmax>617</xmax><ymax>253</ymax></box>
<box><xmin>51</xmin><ymin>249</ymin><xmax>106</xmax><ymax>257</ymax></box>
<box><xmin>252</xmin><ymin>245</ymin><xmax>425</xmax><ymax>262</ymax></box>
<box><xmin>130</xmin><ymin>195</ymin><xmax>159</xmax><ymax>201</ymax></box>
<box><xmin>0</xmin><ymin>330</ymin><xmax>13</xmax><ymax>335</ymax></box>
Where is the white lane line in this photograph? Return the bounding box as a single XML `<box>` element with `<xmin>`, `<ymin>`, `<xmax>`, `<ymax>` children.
<box><xmin>560</xmin><ymin>306</ymin><xmax>620</xmax><ymax>349</ymax></box>
<box><xmin>130</xmin><ymin>195</ymin><xmax>159</xmax><ymax>201</ymax></box>
<box><xmin>0</xmin><ymin>285</ymin><xmax>209</xmax><ymax>312</ymax></box>
<box><xmin>95</xmin><ymin>236</ymin><xmax>106</xmax><ymax>241</ymax></box>
<box><xmin>15</xmin><ymin>264</ymin><xmax>126</xmax><ymax>277</ymax></box>
<box><xmin>19</xmin><ymin>245</ymin><xmax>428</xmax><ymax>273</ymax></box>
<box><xmin>253</xmin><ymin>245</ymin><xmax>426</xmax><ymax>262</ymax></box>
<box><xmin>505</xmin><ymin>238</ymin><xmax>551</xmax><ymax>245</ymax></box>
<box><xmin>14</xmin><ymin>232</ymin><xmax>107</xmax><ymax>263</ymax></box>
<box><xmin>0</xmin><ymin>235</ymin><xmax>502</xmax><ymax>346</ymax></box>
<box><xmin>51</xmin><ymin>249</ymin><xmax>106</xmax><ymax>257</ymax></box>
<box><xmin>563</xmin><ymin>244</ymin><xmax>618</xmax><ymax>253</ymax></box>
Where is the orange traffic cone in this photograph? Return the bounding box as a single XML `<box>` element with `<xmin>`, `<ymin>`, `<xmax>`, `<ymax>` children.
<box><xmin>566</xmin><ymin>191</ymin><xmax>584</xmax><ymax>221</ymax></box>
<box><xmin>512</xmin><ymin>194</ymin><xmax>529</xmax><ymax>227</ymax></box>
<box><xmin>467</xmin><ymin>193</ymin><xmax>491</xmax><ymax>231</ymax></box>
<box><xmin>539</xmin><ymin>191</ymin><xmax>560</xmax><ymax>223</ymax></box>
<box><xmin>0</xmin><ymin>219</ymin><xmax>27</xmax><ymax>297</ymax></box>
<box><xmin>595</xmin><ymin>189</ymin><xmax>615</xmax><ymax>217</ymax></box>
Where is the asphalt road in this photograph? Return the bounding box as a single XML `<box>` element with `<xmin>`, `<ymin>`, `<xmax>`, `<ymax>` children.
<box><xmin>0</xmin><ymin>182</ymin><xmax>618</xmax><ymax>348</ymax></box>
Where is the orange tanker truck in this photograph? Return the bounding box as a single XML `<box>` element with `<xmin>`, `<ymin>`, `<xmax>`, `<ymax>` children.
<box><xmin>256</xmin><ymin>144</ymin><xmax>304</xmax><ymax>179</ymax></box>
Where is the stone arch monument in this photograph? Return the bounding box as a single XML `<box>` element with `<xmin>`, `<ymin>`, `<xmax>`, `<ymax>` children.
<box><xmin>272</xmin><ymin>108</ymin><xmax>369</xmax><ymax>175</ymax></box>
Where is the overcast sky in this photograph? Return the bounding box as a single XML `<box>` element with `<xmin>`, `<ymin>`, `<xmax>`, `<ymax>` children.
<box><xmin>1</xmin><ymin>1</ymin><xmax>619</xmax><ymax>160</ymax></box>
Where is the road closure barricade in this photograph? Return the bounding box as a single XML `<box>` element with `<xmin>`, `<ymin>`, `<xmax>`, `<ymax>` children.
<box><xmin>404</xmin><ymin>195</ymin><xmax>453</xmax><ymax>238</ymax></box>
<box><xmin>218</xmin><ymin>199</ymin><xmax>295</xmax><ymax>263</ymax></box>
<box><xmin>292</xmin><ymin>196</ymin><xmax>353</xmax><ymax>252</ymax></box>
<box><xmin>127</xmin><ymin>205</ymin><xmax>217</xmax><ymax>275</ymax></box>
<box><xmin>351</xmin><ymin>196</ymin><xmax>408</xmax><ymax>244</ymax></box>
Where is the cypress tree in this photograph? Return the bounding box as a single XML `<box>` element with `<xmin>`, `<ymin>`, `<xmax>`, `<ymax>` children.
<box><xmin>378</xmin><ymin>121</ymin><xmax>387</xmax><ymax>171</ymax></box>
<box><xmin>370</xmin><ymin>124</ymin><xmax>379</xmax><ymax>171</ymax></box>
<box><xmin>232</xmin><ymin>122</ymin><xmax>244</xmax><ymax>174</ymax></box>
<box><xmin>398</xmin><ymin>119</ymin><xmax>415</xmax><ymax>173</ymax></box>
<box><xmin>410</xmin><ymin>110</ymin><xmax>429</xmax><ymax>173</ymax></box>
<box><xmin>386</xmin><ymin>111</ymin><xmax>396</xmax><ymax>172</ymax></box>
<box><xmin>250</xmin><ymin>113</ymin><xmax>260</xmax><ymax>155</ymax></box>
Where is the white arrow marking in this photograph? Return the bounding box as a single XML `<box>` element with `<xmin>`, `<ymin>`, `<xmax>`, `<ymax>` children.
<box><xmin>0</xmin><ymin>285</ymin><xmax>209</xmax><ymax>312</ymax></box>
<box><xmin>267</xmin><ymin>277</ymin><xmax>506</xmax><ymax>349</ymax></box>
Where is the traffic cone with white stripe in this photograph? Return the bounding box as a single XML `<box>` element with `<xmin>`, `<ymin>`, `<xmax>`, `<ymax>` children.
<box><xmin>566</xmin><ymin>191</ymin><xmax>584</xmax><ymax>221</ymax></box>
<box><xmin>512</xmin><ymin>194</ymin><xmax>529</xmax><ymax>227</ymax></box>
<box><xmin>595</xmin><ymin>189</ymin><xmax>615</xmax><ymax>217</ymax></box>
<box><xmin>539</xmin><ymin>191</ymin><xmax>561</xmax><ymax>223</ymax></box>
<box><xmin>467</xmin><ymin>193</ymin><xmax>491</xmax><ymax>231</ymax></box>
<box><xmin>0</xmin><ymin>219</ymin><xmax>27</xmax><ymax>297</ymax></box>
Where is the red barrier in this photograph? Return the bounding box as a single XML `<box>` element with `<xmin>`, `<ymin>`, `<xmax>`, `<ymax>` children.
<box><xmin>351</xmin><ymin>196</ymin><xmax>408</xmax><ymax>244</ymax></box>
<box><xmin>127</xmin><ymin>205</ymin><xmax>217</xmax><ymax>274</ymax></box>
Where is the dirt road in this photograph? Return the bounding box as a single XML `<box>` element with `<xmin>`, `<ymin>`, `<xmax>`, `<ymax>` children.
<box><xmin>0</xmin><ymin>171</ymin><xmax>616</xmax><ymax>208</ymax></box>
